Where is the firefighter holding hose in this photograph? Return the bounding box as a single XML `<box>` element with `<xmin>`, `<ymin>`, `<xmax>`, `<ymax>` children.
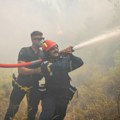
<box><xmin>4</xmin><ymin>31</ymin><xmax>45</xmax><ymax>120</ymax></box>
<box><xmin>3</xmin><ymin>35</ymin><xmax>83</xmax><ymax>120</ymax></box>
<box><xmin>39</xmin><ymin>40</ymin><xmax>84</xmax><ymax>120</ymax></box>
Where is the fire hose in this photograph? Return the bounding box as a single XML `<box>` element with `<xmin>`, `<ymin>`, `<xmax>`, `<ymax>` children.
<box><xmin>0</xmin><ymin>28</ymin><xmax>120</xmax><ymax>68</ymax></box>
<box><xmin>0</xmin><ymin>59</ymin><xmax>43</xmax><ymax>68</ymax></box>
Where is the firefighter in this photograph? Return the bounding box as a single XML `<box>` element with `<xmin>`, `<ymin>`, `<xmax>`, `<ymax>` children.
<box><xmin>39</xmin><ymin>40</ymin><xmax>84</xmax><ymax>120</ymax></box>
<box><xmin>4</xmin><ymin>31</ymin><xmax>45</xmax><ymax>120</ymax></box>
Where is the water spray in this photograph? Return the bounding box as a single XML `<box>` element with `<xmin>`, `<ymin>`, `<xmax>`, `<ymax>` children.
<box><xmin>0</xmin><ymin>28</ymin><xmax>120</xmax><ymax>68</ymax></box>
<box><xmin>73</xmin><ymin>28</ymin><xmax>120</xmax><ymax>50</ymax></box>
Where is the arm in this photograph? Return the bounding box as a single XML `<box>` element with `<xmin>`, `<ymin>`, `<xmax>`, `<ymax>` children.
<box><xmin>41</xmin><ymin>46</ymin><xmax>83</xmax><ymax>76</ymax></box>
<box><xmin>18</xmin><ymin>61</ymin><xmax>42</xmax><ymax>75</ymax></box>
<box><xmin>50</xmin><ymin>55</ymin><xmax>83</xmax><ymax>72</ymax></box>
<box><xmin>69</xmin><ymin>54</ymin><xmax>84</xmax><ymax>71</ymax></box>
<box><xmin>18</xmin><ymin>48</ymin><xmax>42</xmax><ymax>75</ymax></box>
<box><xmin>41</xmin><ymin>55</ymin><xmax>84</xmax><ymax>77</ymax></box>
<box><xmin>60</xmin><ymin>46</ymin><xmax>84</xmax><ymax>71</ymax></box>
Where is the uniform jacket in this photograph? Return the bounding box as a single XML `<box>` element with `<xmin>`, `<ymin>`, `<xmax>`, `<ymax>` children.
<box><xmin>41</xmin><ymin>54</ymin><xmax>83</xmax><ymax>97</ymax></box>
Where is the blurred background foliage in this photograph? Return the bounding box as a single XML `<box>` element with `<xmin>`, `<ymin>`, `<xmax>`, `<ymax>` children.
<box><xmin>0</xmin><ymin>0</ymin><xmax>120</xmax><ymax>120</ymax></box>
<box><xmin>0</xmin><ymin>49</ymin><xmax>120</xmax><ymax>120</ymax></box>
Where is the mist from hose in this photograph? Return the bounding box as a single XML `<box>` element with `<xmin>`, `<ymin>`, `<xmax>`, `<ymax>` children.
<box><xmin>73</xmin><ymin>28</ymin><xmax>120</xmax><ymax>50</ymax></box>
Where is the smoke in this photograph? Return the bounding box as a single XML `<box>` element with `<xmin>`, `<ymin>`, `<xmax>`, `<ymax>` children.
<box><xmin>73</xmin><ymin>28</ymin><xmax>120</xmax><ymax>50</ymax></box>
<box><xmin>0</xmin><ymin>0</ymin><xmax>119</xmax><ymax>63</ymax></box>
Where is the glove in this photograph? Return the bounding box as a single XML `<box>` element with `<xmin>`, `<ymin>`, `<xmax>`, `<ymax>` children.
<box><xmin>60</xmin><ymin>46</ymin><xmax>74</xmax><ymax>56</ymax></box>
<box><xmin>41</xmin><ymin>61</ymin><xmax>53</xmax><ymax>77</ymax></box>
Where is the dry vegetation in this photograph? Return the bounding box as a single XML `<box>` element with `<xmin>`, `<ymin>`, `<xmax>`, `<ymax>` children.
<box><xmin>0</xmin><ymin>50</ymin><xmax>120</xmax><ymax>120</ymax></box>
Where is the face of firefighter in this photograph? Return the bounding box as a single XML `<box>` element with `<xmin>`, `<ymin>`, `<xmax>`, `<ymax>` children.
<box><xmin>31</xmin><ymin>35</ymin><xmax>44</xmax><ymax>48</ymax></box>
<box><xmin>48</xmin><ymin>45</ymin><xmax>59</xmax><ymax>59</ymax></box>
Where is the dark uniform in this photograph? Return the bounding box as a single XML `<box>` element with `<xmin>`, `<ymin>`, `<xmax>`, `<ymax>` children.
<box><xmin>4</xmin><ymin>46</ymin><xmax>44</xmax><ymax>120</ymax></box>
<box><xmin>39</xmin><ymin>55</ymin><xmax>83</xmax><ymax>120</ymax></box>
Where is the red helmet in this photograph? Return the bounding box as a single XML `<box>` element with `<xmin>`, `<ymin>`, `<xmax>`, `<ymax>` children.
<box><xmin>42</xmin><ymin>40</ymin><xmax>57</xmax><ymax>51</ymax></box>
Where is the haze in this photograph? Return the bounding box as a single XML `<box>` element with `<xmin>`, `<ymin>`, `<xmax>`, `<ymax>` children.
<box><xmin>0</xmin><ymin>0</ymin><xmax>120</xmax><ymax>63</ymax></box>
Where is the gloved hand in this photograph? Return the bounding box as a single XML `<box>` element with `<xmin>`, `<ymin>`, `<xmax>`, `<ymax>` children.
<box><xmin>60</xmin><ymin>46</ymin><xmax>74</xmax><ymax>56</ymax></box>
<box><xmin>41</xmin><ymin>61</ymin><xmax>53</xmax><ymax>77</ymax></box>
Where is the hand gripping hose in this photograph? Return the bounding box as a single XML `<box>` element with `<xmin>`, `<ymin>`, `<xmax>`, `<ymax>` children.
<box><xmin>0</xmin><ymin>59</ymin><xmax>43</xmax><ymax>68</ymax></box>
